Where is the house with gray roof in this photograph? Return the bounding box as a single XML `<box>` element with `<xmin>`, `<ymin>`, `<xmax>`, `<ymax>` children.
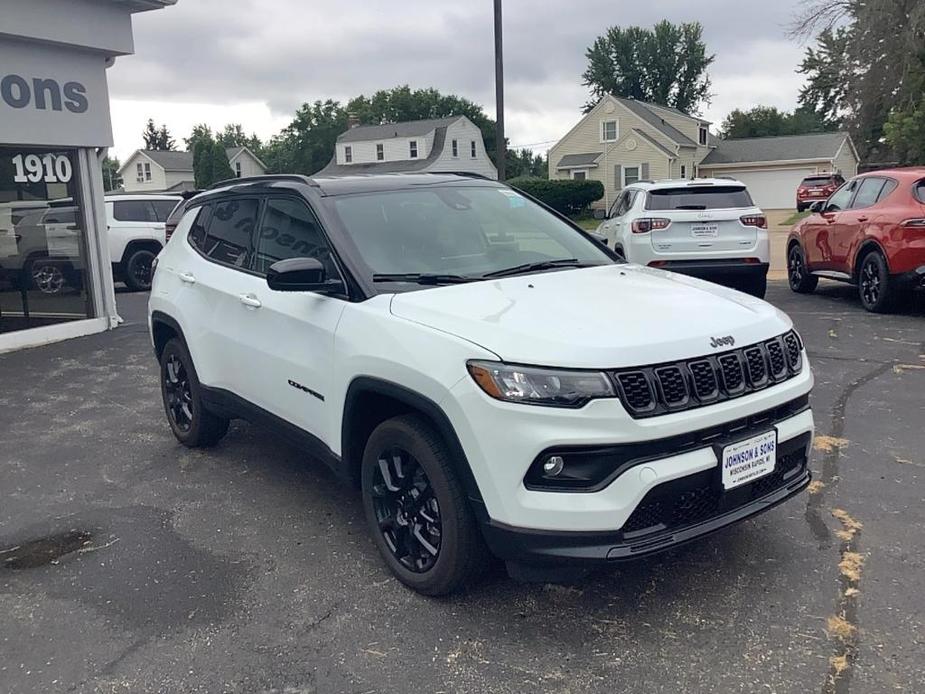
<box><xmin>549</xmin><ymin>94</ymin><xmax>859</xmax><ymax>210</ymax></box>
<box><xmin>117</xmin><ymin>146</ymin><xmax>266</xmax><ymax>193</ymax></box>
<box><xmin>317</xmin><ymin>115</ymin><xmax>497</xmax><ymax>179</ymax></box>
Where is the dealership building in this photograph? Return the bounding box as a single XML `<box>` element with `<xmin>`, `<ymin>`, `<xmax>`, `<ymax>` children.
<box><xmin>0</xmin><ymin>0</ymin><xmax>175</xmax><ymax>352</ymax></box>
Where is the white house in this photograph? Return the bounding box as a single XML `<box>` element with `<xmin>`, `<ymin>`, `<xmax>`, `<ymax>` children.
<box><xmin>549</xmin><ymin>95</ymin><xmax>859</xmax><ymax>210</ymax></box>
<box><xmin>317</xmin><ymin>115</ymin><xmax>497</xmax><ymax>179</ymax></box>
<box><xmin>118</xmin><ymin>146</ymin><xmax>267</xmax><ymax>192</ymax></box>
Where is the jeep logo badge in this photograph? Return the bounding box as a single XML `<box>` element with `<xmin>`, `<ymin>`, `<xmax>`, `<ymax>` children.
<box><xmin>710</xmin><ymin>335</ymin><xmax>735</xmax><ymax>348</ymax></box>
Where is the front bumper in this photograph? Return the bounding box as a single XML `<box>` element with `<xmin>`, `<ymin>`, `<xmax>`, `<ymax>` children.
<box><xmin>482</xmin><ymin>432</ymin><xmax>810</xmax><ymax>569</ymax></box>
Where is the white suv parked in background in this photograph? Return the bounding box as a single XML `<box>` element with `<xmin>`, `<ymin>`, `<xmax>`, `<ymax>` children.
<box><xmin>597</xmin><ymin>179</ymin><xmax>770</xmax><ymax>297</ymax></box>
<box><xmin>149</xmin><ymin>173</ymin><xmax>813</xmax><ymax>595</ymax></box>
<box><xmin>106</xmin><ymin>194</ymin><xmax>181</xmax><ymax>291</ymax></box>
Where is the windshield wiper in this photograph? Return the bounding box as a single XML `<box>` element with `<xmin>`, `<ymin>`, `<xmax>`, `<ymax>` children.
<box><xmin>372</xmin><ymin>273</ymin><xmax>478</xmax><ymax>285</ymax></box>
<box><xmin>481</xmin><ymin>258</ymin><xmax>587</xmax><ymax>279</ymax></box>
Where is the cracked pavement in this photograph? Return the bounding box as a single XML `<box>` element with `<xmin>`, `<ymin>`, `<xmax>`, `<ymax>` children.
<box><xmin>0</xmin><ymin>282</ymin><xmax>923</xmax><ymax>693</ymax></box>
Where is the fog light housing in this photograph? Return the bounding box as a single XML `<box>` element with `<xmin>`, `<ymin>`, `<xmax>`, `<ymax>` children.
<box><xmin>542</xmin><ymin>455</ymin><xmax>565</xmax><ymax>477</ymax></box>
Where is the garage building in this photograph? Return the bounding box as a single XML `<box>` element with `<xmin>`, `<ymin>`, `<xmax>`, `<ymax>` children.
<box><xmin>699</xmin><ymin>132</ymin><xmax>860</xmax><ymax>210</ymax></box>
<box><xmin>0</xmin><ymin>0</ymin><xmax>175</xmax><ymax>353</ymax></box>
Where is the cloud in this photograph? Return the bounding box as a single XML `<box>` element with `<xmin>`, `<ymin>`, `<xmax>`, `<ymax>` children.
<box><xmin>107</xmin><ymin>0</ymin><xmax>810</xmax><ymax>160</ymax></box>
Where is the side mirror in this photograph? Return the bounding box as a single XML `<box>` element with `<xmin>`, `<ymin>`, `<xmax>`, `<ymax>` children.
<box><xmin>809</xmin><ymin>201</ymin><xmax>825</xmax><ymax>213</ymax></box>
<box><xmin>266</xmin><ymin>257</ymin><xmax>344</xmax><ymax>294</ymax></box>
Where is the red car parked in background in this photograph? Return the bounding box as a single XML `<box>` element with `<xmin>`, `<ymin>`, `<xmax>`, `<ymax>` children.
<box><xmin>787</xmin><ymin>168</ymin><xmax>925</xmax><ymax>312</ymax></box>
<box><xmin>796</xmin><ymin>173</ymin><xmax>845</xmax><ymax>212</ymax></box>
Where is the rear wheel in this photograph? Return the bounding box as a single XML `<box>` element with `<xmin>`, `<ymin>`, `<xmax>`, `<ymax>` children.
<box><xmin>26</xmin><ymin>258</ymin><xmax>68</xmax><ymax>295</ymax></box>
<box><xmin>788</xmin><ymin>244</ymin><xmax>818</xmax><ymax>294</ymax></box>
<box><xmin>124</xmin><ymin>248</ymin><xmax>157</xmax><ymax>291</ymax></box>
<box><xmin>361</xmin><ymin>414</ymin><xmax>489</xmax><ymax>596</ymax></box>
<box><xmin>159</xmin><ymin>338</ymin><xmax>229</xmax><ymax>447</ymax></box>
<box><xmin>857</xmin><ymin>250</ymin><xmax>897</xmax><ymax>313</ymax></box>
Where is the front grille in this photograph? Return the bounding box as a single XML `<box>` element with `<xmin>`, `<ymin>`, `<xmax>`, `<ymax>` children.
<box><xmin>621</xmin><ymin>436</ymin><xmax>809</xmax><ymax>537</ymax></box>
<box><xmin>617</xmin><ymin>372</ymin><xmax>655</xmax><ymax>412</ymax></box>
<box><xmin>611</xmin><ymin>331</ymin><xmax>804</xmax><ymax>419</ymax></box>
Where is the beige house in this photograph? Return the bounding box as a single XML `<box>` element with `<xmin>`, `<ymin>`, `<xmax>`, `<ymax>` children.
<box><xmin>118</xmin><ymin>146</ymin><xmax>267</xmax><ymax>193</ymax></box>
<box><xmin>549</xmin><ymin>95</ymin><xmax>859</xmax><ymax>210</ymax></box>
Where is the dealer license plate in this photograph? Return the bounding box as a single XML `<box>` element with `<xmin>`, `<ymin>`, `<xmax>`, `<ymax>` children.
<box><xmin>691</xmin><ymin>224</ymin><xmax>718</xmax><ymax>238</ymax></box>
<box><xmin>721</xmin><ymin>430</ymin><xmax>777</xmax><ymax>490</ymax></box>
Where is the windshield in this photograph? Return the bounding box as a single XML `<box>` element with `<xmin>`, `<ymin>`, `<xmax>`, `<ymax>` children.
<box><xmin>326</xmin><ymin>185</ymin><xmax>613</xmax><ymax>280</ymax></box>
<box><xmin>645</xmin><ymin>186</ymin><xmax>754</xmax><ymax>210</ymax></box>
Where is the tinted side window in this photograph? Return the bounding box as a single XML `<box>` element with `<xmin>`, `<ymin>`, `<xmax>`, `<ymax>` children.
<box><xmin>113</xmin><ymin>200</ymin><xmax>156</xmax><ymax>222</ymax></box>
<box><xmin>199</xmin><ymin>198</ymin><xmax>260</xmax><ymax>267</ymax></box>
<box><xmin>253</xmin><ymin>198</ymin><xmax>336</xmax><ymax>276</ymax></box>
<box><xmin>187</xmin><ymin>205</ymin><xmax>212</xmax><ymax>248</ymax></box>
<box><xmin>825</xmin><ymin>181</ymin><xmax>856</xmax><ymax>212</ymax></box>
<box><xmin>850</xmin><ymin>178</ymin><xmax>885</xmax><ymax>209</ymax></box>
<box><xmin>609</xmin><ymin>192</ymin><xmax>628</xmax><ymax>218</ymax></box>
<box><xmin>152</xmin><ymin>200</ymin><xmax>180</xmax><ymax>222</ymax></box>
<box><xmin>877</xmin><ymin>179</ymin><xmax>898</xmax><ymax>202</ymax></box>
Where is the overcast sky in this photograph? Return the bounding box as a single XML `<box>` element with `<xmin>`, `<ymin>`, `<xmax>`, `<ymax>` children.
<box><xmin>107</xmin><ymin>0</ymin><xmax>811</xmax><ymax>161</ymax></box>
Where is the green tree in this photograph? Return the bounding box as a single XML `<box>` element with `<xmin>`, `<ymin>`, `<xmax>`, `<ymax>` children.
<box><xmin>262</xmin><ymin>99</ymin><xmax>349</xmax><ymax>175</ymax></box>
<box><xmin>209</xmin><ymin>140</ymin><xmax>234</xmax><ymax>183</ymax></box>
<box><xmin>217</xmin><ymin>123</ymin><xmax>264</xmax><ymax>155</ymax></box>
<box><xmin>100</xmin><ymin>156</ymin><xmax>122</xmax><ymax>191</ymax></box>
<box><xmin>506</xmin><ymin>148</ymin><xmax>547</xmax><ymax>178</ymax></box>
<box><xmin>185</xmin><ymin>123</ymin><xmax>213</xmax><ymax>153</ymax></box>
<box><xmin>884</xmin><ymin>53</ymin><xmax>925</xmax><ymax>164</ymax></box>
<box><xmin>193</xmin><ymin>139</ymin><xmax>213</xmax><ymax>188</ymax></box>
<box><xmin>719</xmin><ymin>105</ymin><xmax>833</xmax><ymax>139</ymax></box>
<box><xmin>795</xmin><ymin>0</ymin><xmax>925</xmax><ymax>161</ymax></box>
<box><xmin>142</xmin><ymin>118</ymin><xmax>175</xmax><ymax>150</ymax></box>
<box><xmin>582</xmin><ymin>21</ymin><xmax>714</xmax><ymax>114</ymax></box>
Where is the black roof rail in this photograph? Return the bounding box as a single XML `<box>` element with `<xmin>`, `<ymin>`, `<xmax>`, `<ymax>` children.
<box><xmin>208</xmin><ymin>174</ymin><xmax>318</xmax><ymax>190</ymax></box>
<box><xmin>434</xmin><ymin>171</ymin><xmax>491</xmax><ymax>180</ymax></box>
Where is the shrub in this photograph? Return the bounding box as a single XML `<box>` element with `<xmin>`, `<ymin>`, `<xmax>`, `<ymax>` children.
<box><xmin>507</xmin><ymin>177</ymin><xmax>604</xmax><ymax>215</ymax></box>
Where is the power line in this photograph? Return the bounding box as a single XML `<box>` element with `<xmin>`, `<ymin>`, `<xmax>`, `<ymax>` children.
<box><xmin>508</xmin><ymin>139</ymin><xmax>559</xmax><ymax>149</ymax></box>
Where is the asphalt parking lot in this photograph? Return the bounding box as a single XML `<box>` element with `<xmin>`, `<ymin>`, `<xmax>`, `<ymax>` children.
<box><xmin>1</xmin><ymin>282</ymin><xmax>923</xmax><ymax>694</ymax></box>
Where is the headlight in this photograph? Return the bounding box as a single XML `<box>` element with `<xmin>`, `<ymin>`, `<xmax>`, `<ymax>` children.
<box><xmin>467</xmin><ymin>360</ymin><xmax>615</xmax><ymax>408</ymax></box>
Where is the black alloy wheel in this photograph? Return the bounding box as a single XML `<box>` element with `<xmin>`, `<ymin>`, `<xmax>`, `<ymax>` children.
<box><xmin>370</xmin><ymin>447</ymin><xmax>443</xmax><ymax>573</ymax></box>
<box><xmin>163</xmin><ymin>351</ymin><xmax>193</xmax><ymax>433</ymax></box>
<box><xmin>858</xmin><ymin>251</ymin><xmax>896</xmax><ymax>313</ymax></box>
<box><xmin>788</xmin><ymin>244</ymin><xmax>818</xmax><ymax>294</ymax></box>
<box><xmin>158</xmin><ymin>338</ymin><xmax>229</xmax><ymax>447</ymax></box>
<box><xmin>360</xmin><ymin>414</ymin><xmax>489</xmax><ymax>595</ymax></box>
<box><xmin>125</xmin><ymin>249</ymin><xmax>156</xmax><ymax>291</ymax></box>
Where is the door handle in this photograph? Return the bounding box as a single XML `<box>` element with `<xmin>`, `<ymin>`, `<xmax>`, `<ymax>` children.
<box><xmin>179</xmin><ymin>272</ymin><xmax>196</xmax><ymax>284</ymax></box>
<box><xmin>857</xmin><ymin>216</ymin><xmax>868</xmax><ymax>222</ymax></box>
<box><xmin>238</xmin><ymin>293</ymin><xmax>262</xmax><ymax>308</ymax></box>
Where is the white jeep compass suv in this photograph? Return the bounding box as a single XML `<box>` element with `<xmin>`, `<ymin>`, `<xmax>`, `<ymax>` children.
<box><xmin>149</xmin><ymin>174</ymin><xmax>813</xmax><ymax>595</ymax></box>
<box><xmin>596</xmin><ymin>179</ymin><xmax>770</xmax><ymax>297</ymax></box>
<box><xmin>106</xmin><ymin>194</ymin><xmax>181</xmax><ymax>291</ymax></box>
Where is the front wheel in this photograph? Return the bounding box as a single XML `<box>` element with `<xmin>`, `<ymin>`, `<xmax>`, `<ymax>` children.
<box><xmin>26</xmin><ymin>258</ymin><xmax>68</xmax><ymax>295</ymax></box>
<box><xmin>788</xmin><ymin>244</ymin><xmax>818</xmax><ymax>294</ymax></box>
<box><xmin>857</xmin><ymin>251</ymin><xmax>896</xmax><ymax>313</ymax></box>
<box><xmin>361</xmin><ymin>414</ymin><xmax>489</xmax><ymax>596</ymax></box>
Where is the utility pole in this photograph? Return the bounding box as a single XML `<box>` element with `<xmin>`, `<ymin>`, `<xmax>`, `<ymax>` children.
<box><xmin>493</xmin><ymin>0</ymin><xmax>506</xmax><ymax>181</ymax></box>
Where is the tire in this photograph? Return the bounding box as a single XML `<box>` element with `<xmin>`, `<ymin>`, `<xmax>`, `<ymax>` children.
<box><xmin>740</xmin><ymin>273</ymin><xmax>767</xmax><ymax>299</ymax></box>
<box><xmin>159</xmin><ymin>338</ymin><xmax>229</xmax><ymax>447</ymax></box>
<box><xmin>124</xmin><ymin>248</ymin><xmax>157</xmax><ymax>291</ymax></box>
<box><xmin>25</xmin><ymin>258</ymin><xmax>68</xmax><ymax>295</ymax></box>
<box><xmin>857</xmin><ymin>250</ymin><xmax>897</xmax><ymax>313</ymax></box>
<box><xmin>796</xmin><ymin>203</ymin><xmax>806</xmax><ymax>213</ymax></box>
<box><xmin>361</xmin><ymin>414</ymin><xmax>489</xmax><ymax>596</ymax></box>
<box><xmin>787</xmin><ymin>244</ymin><xmax>818</xmax><ymax>294</ymax></box>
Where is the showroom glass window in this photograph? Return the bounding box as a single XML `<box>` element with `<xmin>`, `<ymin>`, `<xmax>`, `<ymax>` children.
<box><xmin>0</xmin><ymin>147</ymin><xmax>90</xmax><ymax>335</ymax></box>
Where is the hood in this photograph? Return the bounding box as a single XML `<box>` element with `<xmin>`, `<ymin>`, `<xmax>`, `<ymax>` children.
<box><xmin>389</xmin><ymin>265</ymin><xmax>792</xmax><ymax>368</ymax></box>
